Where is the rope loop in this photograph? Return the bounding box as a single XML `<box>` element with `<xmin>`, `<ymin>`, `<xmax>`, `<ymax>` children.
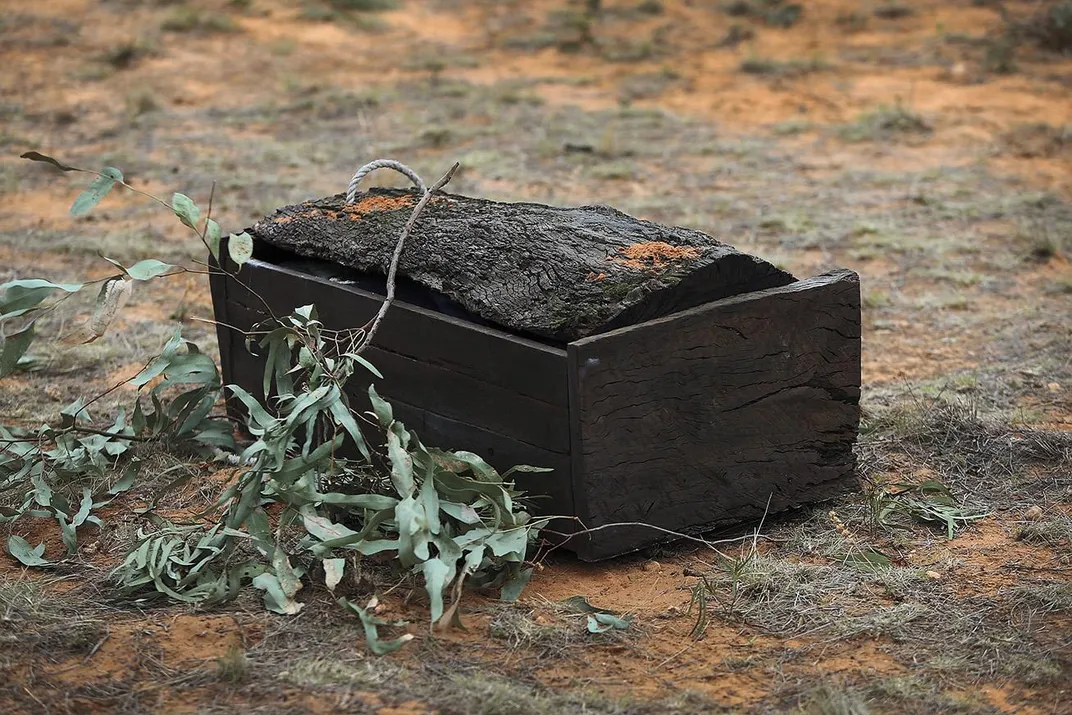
<box><xmin>345</xmin><ymin>159</ymin><xmax>427</xmax><ymax>204</ymax></box>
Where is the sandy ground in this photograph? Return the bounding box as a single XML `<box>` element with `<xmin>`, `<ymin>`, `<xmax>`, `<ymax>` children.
<box><xmin>1</xmin><ymin>1</ymin><xmax>1071</xmax><ymax>713</ymax></box>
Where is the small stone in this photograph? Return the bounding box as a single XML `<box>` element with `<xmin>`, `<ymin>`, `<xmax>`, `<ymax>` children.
<box><xmin>641</xmin><ymin>560</ymin><xmax>662</xmax><ymax>572</ymax></box>
<box><xmin>1024</xmin><ymin>505</ymin><xmax>1044</xmax><ymax>521</ymax></box>
<box><xmin>926</xmin><ymin>571</ymin><xmax>942</xmax><ymax>580</ymax></box>
<box><xmin>1047</xmin><ymin>382</ymin><xmax>1061</xmax><ymax>393</ymax></box>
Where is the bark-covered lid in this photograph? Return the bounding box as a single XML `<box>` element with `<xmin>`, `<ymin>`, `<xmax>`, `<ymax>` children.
<box><xmin>248</xmin><ymin>189</ymin><xmax>796</xmax><ymax>343</ymax></box>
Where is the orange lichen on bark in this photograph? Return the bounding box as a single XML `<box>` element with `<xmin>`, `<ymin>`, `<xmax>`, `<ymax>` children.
<box><xmin>343</xmin><ymin>194</ymin><xmax>417</xmax><ymax>221</ymax></box>
<box><xmin>272</xmin><ymin>207</ymin><xmax>325</xmax><ymax>224</ymax></box>
<box><xmin>609</xmin><ymin>242</ymin><xmax>701</xmax><ymax>271</ymax></box>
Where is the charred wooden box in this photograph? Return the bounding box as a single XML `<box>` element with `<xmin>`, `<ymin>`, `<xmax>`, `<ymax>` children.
<box><xmin>210</xmin><ymin>189</ymin><xmax>861</xmax><ymax>561</ymax></box>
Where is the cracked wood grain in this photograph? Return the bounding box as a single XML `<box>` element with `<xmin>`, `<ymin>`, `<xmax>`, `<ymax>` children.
<box><xmin>247</xmin><ymin>189</ymin><xmax>795</xmax><ymax>343</ymax></box>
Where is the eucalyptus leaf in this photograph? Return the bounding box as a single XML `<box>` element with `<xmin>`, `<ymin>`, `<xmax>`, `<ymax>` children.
<box><xmin>228</xmin><ymin>232</ymin><xmax>254</xmax><ymax>267</ymax></box>
<box><xmin>423</xmin><ymin>557</ymin><xmax>453</xmax><ymax>625</ymax></box>
<box><xmin>367</xmin><ymin>384</ymin><xmax>393</xmax><ymax>426</ymax></box>
<box><xmin>499</xmin><ymin>567</ymin><xmax>533</xmax><ymax>603</ymax></box>
<box><xmin>587</xmin><ymin>612</ymin><xmax>632</xmax><ymax>633</ymax></box>
<box><xmin>172</xmin><ymin>193</ymin><xmax>200</xmax><ymax>229</ymax></box>
<box><xmin>71</xmin><ymin>168</ymin><xmax>123</xmax><ymax>216</ymax></box>
<box><xmin>339</xmin><ymin>597</ymin><xmax>413</xmax><ymax>655</ymax></box>
<box><xmin>0</xmin><ymin>279</ymin><xmax>84</xmax><ymax>320</ymax></box>
<box><xmin>387</xmin><ymin>430</ymin><xmax>415</xmax><ymax>497</ymax></box>
<box><xmin>7</xmin><ymin>535</ymin><xmax>51</xmax><ymax>567</ymax></box>
<box><xmin>205</xmin><ymin>219</ymin><xmax>222</xmax><ymax>261</ymax></box>
<box><xmin>324</xmin><ymin>558</ymin><xmax>345</xmax><ymax>592</ymax></box>
<box><xmin>126</xmin><ymin>259</ymin><xmax>176</xmax><ymax>281</ymax></box>
<box><xmin>0</xmin><ymin>324</ymin><xmax>35</xmax><ymax>380</ymax></box>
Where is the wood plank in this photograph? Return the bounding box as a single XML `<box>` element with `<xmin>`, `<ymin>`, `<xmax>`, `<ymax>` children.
<box><xmin>568</xmin><ymin>269</ymin><xmax>861</xmax><ymax>560</ymax></box>
<box><xmin>220</xmin><ymin>259</ymin><xmax>570</xmax><ymax>452</ymax></box>
<box><xmin>240</xmin><ymin>258</ymin><xmax>569</xmax><ymax>407</ymax></box>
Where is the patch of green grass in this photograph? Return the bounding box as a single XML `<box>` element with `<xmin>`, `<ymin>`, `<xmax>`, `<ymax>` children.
<box><xmin>1047</xmin><ymin>271</ymin><xmax>1072</xmax><ymax>294</ymax></box>
<box><xmin>740</xmin><ymin>55</ymin><xmax>828</xmax><ymax>77</ymax></box>
<box><xmin>1017</xmin><ymin>515</ymin><xmax>1072</xmax><ymax>549</ymax></box>
<box><xmin>0</xmin><ymin>580</ymin><xmax>107</xmax><ymax>658</ymax></box>
<box><xmin>100</xmin><ymin>39</ymin><xmax>155</xmax><ymax>70</ymax></box>
<box><xmin>281</xmin><ymin>657</ymin><xmax>405</xmax><ymax>689</ymax></box>
<box><xmin>619</xmin><ymin>68</ymin><xmax>679</xmax><ymax>101</ymax></box>
<box><xmin>161</xmin><ymin>7</ymin><xmax>240</xmax><ymax>33</ymax></box>
<box><xmin>983</xmin><ymin>37</ymin><xmax>1018</xmax><ymax>74</ymax></box>
<box><xmin>1001</xmin><ymin>123</ymin><xmax>1071</xmax><ymax>159</ymax></box>
<box><xmin>1016</xmin><ymin>1</ymin><xmax>1072</xmax><ymax>53</ymax></box>
<box><xmin>770</xmin><ymin>120</ymin><xmax>814</xmax><ymax>136</ymax></box>
<box><xmin>601</xmin><ymin>38</ymin><xmax>657</xmax><ymax>62</ymax></box>
<box><xmin>863</xmin><ymin>290</ymin><xmax>890</xmax><ymax>309</ymax></box>
<box><xmin>835</xmin><ymin>11</ymin><xmax>868</xmax><ymax>32</ymax></box>
<box><xmin>588</xmin><ymin>160</ymin><xmax>639</xmax><ymax>181</ymax></box>
<box><xmin>1013</xmin><ymin>582</ymin><xmax>1072</xmax><ymax>615</ymax></box>
<box><xmin>328</xmin><ymin>0</ymin><xmax>398</xmax><ymax>10</ymax></box>
<box><xmin>873</xmin><ymin>3</ymin><xmax>913</xmax><ymax>20</ymax></box>
<box><xmin>766</xmin><ymin>3</ymin><xmax>802</xmax><ymax>28</ymax></box>
<box><xmin>716</xmin><ymin>23</ymin><xmax>755</xmax><ymax>48</ymax></box>
<box><xmin>216</xmin><ymin>642</ymin><xmax>250</xmax><ymax>683</ymax></box>
<box><xmin>723</xmin><ymin>0</ymin><xmax>803</xmax><ymax>28</ymax></box>
<box><xmin>633</xmin><ymin>0</ymin><xmax>664</xmax><ymax>15</ymax></box>
<box><xmin>1017</xmin><ymin>217</ymin><xmax>1069</xmax><ymax>261</ymax></box>
<box><xmin>125</xmin><ymin>86</ymin><xmax>161</xmax><ymax>120</ymax></box>
<box><xmin>488</xmin><ymin>607</ymin><xmax>576</xmax><ymax>660</ymax></box>
<box><xmin>803</xmin><ymin>683</ymin><xmax>871</xmax><ymax>715</ymax></box>
<box><xmin>838</xmin><ymin>105</ymin><xmax>931</xmax><ymax>142</ymax></box>
<box><xmin>298</xmin><ymin>1</ymin><xmax>392</xmax><ymax>28</ymax></box>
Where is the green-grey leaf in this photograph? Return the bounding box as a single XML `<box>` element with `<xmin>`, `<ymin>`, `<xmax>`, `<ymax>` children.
<box><xmin>587</xmin><ymin>612</ymin><xmax>632</xmax><ymax>633</ymax></box>
<box><xmin>423</xmin><ymin>557</ymin><xmax>452</xmax><ymax>625</ymax></box>
<box><xmin>324</xmin><ymin>558</ymin><xmax>345</xmax><ymax>592</ymax></box>
<box><xmin>7</xmin><ymin>535</ymin><xmax>51</xmax><ymax>567</ymax></box>
<box><xmin>0</xmin><ymin>279</ymin><xmax>84</xmax><ymax>320</ymax></box>
<box><xmin>302</xmin><ymin>508</ymin><xmax>359</xmax><ymax>543</ymax></box>
<box><xmin>561</xmin><ymin>595</ymin><xmax>616</xmax><ymax>615</ymax></box>
<box><xmin>0</xmin><ymin>324</ymin><xmax>35</xmax><ymax>380</ymax></box>
<box><xmin>387</xmin><ymin>430</ymin><xmax>414</xmax><ymax>497</ymax></box>
<box><xmin>172</xmin><ymin>193</ymin><xmax>200</xmax><ymax>229</ymax></box>
<box><xmin>109</xmin><ymin>460</ymin><xmax>140</xmax><ymax>495</ymax></box>
<box><xmin>367</xmin><ymin>384</ymin><xmax>393</xmax><ymax>427</ymax></box>
<box><xmin>499</xmin><ymin>567</ymin><xmax>533</xmax><ymax>603</ymax></box>
<box><xmin>252</xmin><ymin>573</ymin><xmax>302</xmax><ymax>615</ymax></box>
<box><xmin>228</xmin><ymin>232</ymin><xmax>254</xmax><ymax>267</ymax></box>
<box><xmin>840</xmin><ymin>550</ymin><xmax>893</xmax><ymax>570</ymax></box>
<box><xmin>206</xmin><ymin>219</ymin><xmax>222</xmax><ymax>261</ymax></box>
<box><xmin>126</xmin><ymin>259</ymin><xmax>176</xmax><ymax>281</ymax></box>
<box><xmin>72</xmin><ymin>488</ymin><xmax>93</xmax><ymax>527</ymax></box>
<box><xmin>328</xmin><ymin>399</ymin><xmax>369</xmax><ymax>461</ymax></box>
<box><xmin>71</xmin><ymin>167</ymin><xmax>123</xmax><ymax>216</ymax></box>
<box><xmin>339</xmin><ymin>597</ymin><xmax>413</xmax><ymax>655</ymax></box>
<box><xmin>501</xmin><ymin>464</ymin><xmax>554</xmax><ymax>480</ymax></box>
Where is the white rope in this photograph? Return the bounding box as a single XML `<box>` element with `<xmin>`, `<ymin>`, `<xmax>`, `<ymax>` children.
<box><xmin>345</xmin><ymin>159</ymin><xmax>426</xmax><ymax>204</ymax></box>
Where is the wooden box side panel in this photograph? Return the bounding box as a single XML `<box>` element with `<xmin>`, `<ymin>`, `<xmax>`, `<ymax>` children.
<box><xmin>212</xmin><ymin>258</ymin><xmax>576</xmax><ymax>522</ymax></box>
<box><xmin>568</xmin><ymin>270</ymin><xmax>861</xmax><ymax>560</ymax></box>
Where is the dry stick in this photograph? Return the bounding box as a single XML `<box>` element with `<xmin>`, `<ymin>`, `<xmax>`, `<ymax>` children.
<box><xmin>346</xmin><ymin>161</ymin><xmax>460</xmax><ymax>354</ymax></box>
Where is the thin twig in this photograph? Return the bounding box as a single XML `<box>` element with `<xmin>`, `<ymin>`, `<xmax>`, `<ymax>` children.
<box><xmin>353</xmin><ymin>161</ymin><xmax>460</xmax><ymax>353</ymax></box>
